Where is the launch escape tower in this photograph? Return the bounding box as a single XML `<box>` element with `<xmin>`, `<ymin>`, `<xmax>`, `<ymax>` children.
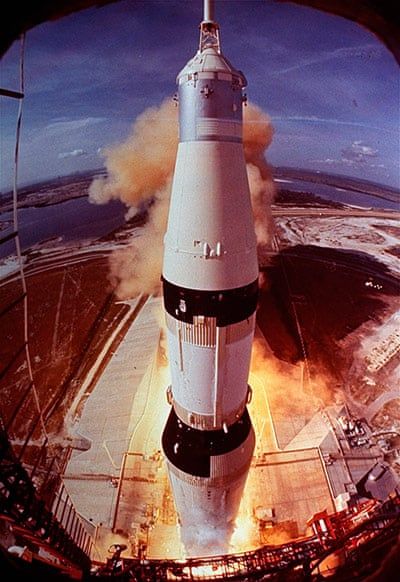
<box><xmin>161</xmin><ymin>0</ymin><xmax>258</xmax><ymax>553</ymax></box>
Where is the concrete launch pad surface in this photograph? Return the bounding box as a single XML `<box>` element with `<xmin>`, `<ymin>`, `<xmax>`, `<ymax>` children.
<box><xmin>250</xmin><ymin>449</ymin><xmax>335</xmax><ymax>541</ymax></box>
<box><xmin>64</xmin><ymin>296</ymin><xmax>163</xmax><ymax>537</ymax></box>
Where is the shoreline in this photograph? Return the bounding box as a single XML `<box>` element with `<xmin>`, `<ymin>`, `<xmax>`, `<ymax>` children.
<box><xmin>1</xmin><ymin>168</ymin><xmax>398</xmax><ymax>215</ymax></box>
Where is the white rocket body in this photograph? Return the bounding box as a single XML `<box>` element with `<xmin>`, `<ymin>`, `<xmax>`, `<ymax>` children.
<box><xmin>161</xmin><ymin>10</ymin><xmax>258</xmax><ymax>555</ymax></box>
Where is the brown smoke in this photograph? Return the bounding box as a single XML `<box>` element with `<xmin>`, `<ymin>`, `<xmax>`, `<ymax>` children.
<box><xmin>89</xmin><ymin>99</ymin><xmax>178</xmax><ymax>207</ymax></box>
<box><xmin>108</xmin><ymin>183</ymin><xmax>171</xmax><ymax>297</ymax></box>
<box><xmin>244</xmin><ymin>103</ymin><xmax>276</xmax><ymax>248</ymax></box>
<box><xmin>89</xmin><ymin>100</ymin><xmax>276</xmax><ymax>299</ymax></box>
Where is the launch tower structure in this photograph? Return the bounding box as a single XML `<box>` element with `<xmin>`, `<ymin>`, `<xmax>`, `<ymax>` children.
<box><xmin>161</xmin><ymin>0</ymin><xmax>258</xmax><ymax>554</ymax></box>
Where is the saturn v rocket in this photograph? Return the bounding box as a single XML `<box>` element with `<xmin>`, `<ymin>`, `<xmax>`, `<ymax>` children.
<box><xmin>161</xmin><ymin>0</ymin><xmax>258</xmax><ymax>552</ymax></box>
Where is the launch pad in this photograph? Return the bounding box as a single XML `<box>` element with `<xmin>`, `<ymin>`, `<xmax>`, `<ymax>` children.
<box><xmin>2</xmin><ymin>200</ymin><xmax>399</xmax><ymax>579</ymax></box>
<box><xmin>63</xmin><ymin>294</ymin><xmax>395</xmax><ymax>564</ymax></box>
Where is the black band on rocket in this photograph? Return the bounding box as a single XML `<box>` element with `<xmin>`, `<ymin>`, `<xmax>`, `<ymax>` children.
<box><xmin>162</xmin><ymin>277</ymin><xmax>258</xmax><ymax>326</ymax></box>
<box><xmin>162</xmin><ymin>408</ymin><xmax>252</xmax><ymax>478</ymax></box>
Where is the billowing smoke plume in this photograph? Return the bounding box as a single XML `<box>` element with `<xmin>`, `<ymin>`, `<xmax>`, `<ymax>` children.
<box><xmin>243</xmin><ymin>103</ymin><xmax>276</xmax><ymax>247</ymax></box>
<box><xmin>89</xmin><ymin>100</ymin><xmax>177</xmax><ymax>297</ymax></box>
<box><xmin>89</xmin><ymin>100</ymin><xmax>275</xmax><ymax>299</ymax></box>
<box><xmin>107</xmin><ymin>182</ymin><xmax>171</xmax><ymax>297</ymax></box>
<box><xmin>90</xmin><ymin>100</ymin><xmax>178</xmax><ymax>207</ymax></box>
<box><xmin>251</xmin><ymin>338</ymin><xmax>340</xmax><ymax>416</ymax></box>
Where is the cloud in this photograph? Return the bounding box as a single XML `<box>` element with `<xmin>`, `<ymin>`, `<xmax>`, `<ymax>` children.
<box><xmin>46</xmin><ymin>117</ymin><xmax>106</xmax><ymax>135</ymax></box>
<box><xmin>58</xmin><ymin>149</ymin><xmax>88</xmax><ymax>159</ymax></box>
<box><xmin>274</xmin><ymin>43</ymin><xmax>382</xmax><ymax>75</ymax></box>
<box><xmin>271</xmin><ymin>116</ymin><xmax>396</xmax><ymax>135</ymax></box>
<box><xmin>313</xmin><ymin>140</ymin><xmax>385</xmax><ymax>170</ymax></box>
<box><xmin>341</xmin><ymin>140</ymin><xmax>378</xmax><ymax>164</ymax></box>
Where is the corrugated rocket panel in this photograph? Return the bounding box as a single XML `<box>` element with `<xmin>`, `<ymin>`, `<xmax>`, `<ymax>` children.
<box><xmin>166</xmin><ymin>447</ymin><xmax>253</xmax><ymax>488</ymax></box>
<box><xmin>166</xmin><ymin>313</ymin><xmax>216</xmax><ymax>346</ymax></box>
<box><xmin>186</xmin><ymin>315</ymin><xmax>217</xmax><ymax>346</ymax></box>
<box><xmin>165</xmin><ymin>312</ymin><xmax>255</xmax><ymax>346</ymax></box>
<box><xmin>225</xmin><ymin>314</ymin><xmax>255</xmax><ymax>343</ymax></box>
<box><xmin>172</xmin><ymin>396</ymin><xmax>248</xmax><ymax>431</ymax></box>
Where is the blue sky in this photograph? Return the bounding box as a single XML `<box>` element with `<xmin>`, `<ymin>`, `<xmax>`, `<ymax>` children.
<box><xmin>1</xmin><ymin>0</ymin><xmax>399</xmax><ymax>190</ymax></box>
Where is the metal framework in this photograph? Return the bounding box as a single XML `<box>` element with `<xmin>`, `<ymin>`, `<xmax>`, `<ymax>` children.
<box><xmin>0</xmin><ymin>34</ymin><xmax>93</xmax><ymax>576</ymax></box>
<box><xmin>93</xmin><ymin>495</ymin><xmax>400</xmax><ymax>581</ymax></box>
<box><xmin>0</xmin><ymin>425</ymin><xmax>92</xmax><ymax>570</ymax></box>
<box><xmin>0</xmin><ymin>35</ymin><xmax>52</xmax><ymax>468</ymax></box>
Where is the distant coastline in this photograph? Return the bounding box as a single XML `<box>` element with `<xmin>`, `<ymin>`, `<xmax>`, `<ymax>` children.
<box><xmin>0</xmin><ymin>167</ymin><xmax>398</xmax><ymax>215</ymax></box>
<box><xmin>0</xmin><ymin>169</ymin><xmax>106</xmax><ymax>213</ymax></box>
<box><xmin>274</xmin><ymin>167</ymin><xmax>400</xmax><ymax>205</ymax></box>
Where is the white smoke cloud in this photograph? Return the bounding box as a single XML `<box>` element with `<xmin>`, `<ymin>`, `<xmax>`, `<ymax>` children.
<box><xmin>179</xmin><ymin>504</ymin><xmax>235</xmax><ymax>557</ymax></box>
<box><xmin>47</xmin><ymin>117</ymin><xmax>106</xmax><ymax>134</ymax></box>
<box><xmin>58</xmin><ymin>148</ymin><xmax>88</xmax><ymax>159</ymax></box>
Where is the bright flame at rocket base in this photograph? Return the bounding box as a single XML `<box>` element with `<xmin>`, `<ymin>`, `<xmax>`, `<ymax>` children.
<box><xmin>161</xmin><ymin>2</ymin><xmax>258</xmax><ymax>557</ymax></box>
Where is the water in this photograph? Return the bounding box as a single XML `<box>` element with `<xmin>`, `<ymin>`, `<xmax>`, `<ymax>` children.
<box><xmin>0</xmin><ymin>196</ymin><xmax>126</xmax><ymax>259</ymax></box>
<box><xmin>0</xmin><ymin>176</ymin><xmax>397</xmax><ymax>261</ymax></box>
<box><xmin>274</xmin><ymin>178</ymin><xmax>399</xmax><ymax>211</ymax></box>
